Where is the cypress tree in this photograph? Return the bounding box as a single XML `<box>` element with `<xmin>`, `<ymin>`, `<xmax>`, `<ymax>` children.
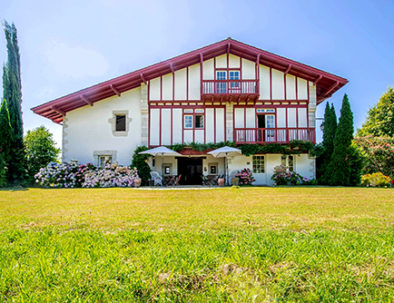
<box><xmin>0</xmin><ymin>99</ymin><xmax>12</xmax><ymax>186</ymax></box>
<box><xmin>318</xmin><ymin>102</ymin><xmax>337</xmax><ymax>183</ymax></box>
<box><xmin>1</xmin><ymin>21</ymin><xmax>26</xmax><ymax>182</ymax></box>
<box><xmin>327</xmin><ymin>94</ymin><xmax>360</xmax><ymax>185</ymax></box>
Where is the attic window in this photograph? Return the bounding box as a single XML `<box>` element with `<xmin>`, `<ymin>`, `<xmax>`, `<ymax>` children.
<box><xmin>116</xmin><ymin>115</ymin><xmax>126</xmax><ymax>131</ymax></box>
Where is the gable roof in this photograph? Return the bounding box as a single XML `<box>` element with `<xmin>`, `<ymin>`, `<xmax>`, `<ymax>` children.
<box><xmin>32</xmin><ymin>38</ymin><xmax>348</xmax><ymax>124</ymax></box>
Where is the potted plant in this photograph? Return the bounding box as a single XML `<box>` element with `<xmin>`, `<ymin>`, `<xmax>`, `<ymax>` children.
<box><xmin>134</xmin><ymin>177</ymin><xmax>142</xmax><ymax>187</ymax></box>
<box><xmin>217</xmin><ymin>175</ymin><xmax>225</xmax><ymax>186</ymax></box>
<box><xmin>231</xmin><ymin>176</ymin><xmax>239</xmax><ymax>186</ymax></box>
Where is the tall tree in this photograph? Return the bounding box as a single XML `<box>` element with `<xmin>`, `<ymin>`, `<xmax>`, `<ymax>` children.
<box><xmin>357</xmin><ymin>88</ymin><xmax>394</xmax><ymax>137</ymax></box>
<box><xmin>24</xmin><ymin>126</ymin><xmax>60</xmax><ymax>179</ymax></box>
<box><xmin>326</xmin><ymin>94</ymin><xmax>361</xmax><ymax>185</ymax></box>
<box><xmin>0</xmin><ymin>99</ymin><xmax>12</xmax><ymax>186</ymax></box>
<box><xmin>318</xmin><ymin>102</ymin><xmax>337</xmax><ymax>183</ymax></box>
<box><xmin>1</xmin><ymin>21</ymin><xmax>26</xmax><ymax>182</ymax></box>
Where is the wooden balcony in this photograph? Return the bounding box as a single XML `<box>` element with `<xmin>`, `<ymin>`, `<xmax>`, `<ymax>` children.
<box><xmin>234</xmin><ymin>128</ymin><xmax>316</xmax><ymax>145</ymax></box>
<box><xmin>201</xmin><ymin>80</ymin><xmax>259</xmax><ymax>102</ymax></box>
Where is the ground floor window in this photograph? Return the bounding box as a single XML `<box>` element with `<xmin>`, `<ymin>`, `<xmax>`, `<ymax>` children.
<box><xmin>253</xmin><ymin>155</ymin><xmax>265</xmax><ymax>173</ymax></box>
<box><xmin>281</xmin><ymin>155</ymin><xmax>295</xmax><ymax>171</ymax></box>
<box><xmin>209</xmin><ymin>164</ymin><xmax>217</xmax><ymax>175</ymax></box>
<box><xmin>98</xmin><ymin>155</ymin><xmax>112</xmax><ymax>168</ymax></box>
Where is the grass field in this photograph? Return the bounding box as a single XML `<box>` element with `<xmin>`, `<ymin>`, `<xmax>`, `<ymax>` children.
<box><xmin>0</xmin><ymin>187</ymin><xmax>393</xmax><ymax>302</ymax></box>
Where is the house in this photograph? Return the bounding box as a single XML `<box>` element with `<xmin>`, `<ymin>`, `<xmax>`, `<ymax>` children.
<box><xmin>32</xmin><ymin>38</ymin><xmax>347</xmax><ymax>185</ymax></box>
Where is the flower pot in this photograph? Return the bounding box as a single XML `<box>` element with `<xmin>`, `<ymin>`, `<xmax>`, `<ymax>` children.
<box><xmin>218</xmin><ymin>178</ymin><xmax>225</xmax><ymax>186</ymax></box>
<box><xmin>134</xmin><ymin>178</ymin><xmax>142</xmax><ymax>187</ymax></box>
<box><xmin>231</xmin><ymin>177</ymin><xmax>239</xmax><ymax>186</ymax></box>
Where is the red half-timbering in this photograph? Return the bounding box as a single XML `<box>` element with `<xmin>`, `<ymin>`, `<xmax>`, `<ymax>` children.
<box><xmin>31</xmin><ymin>38</ymin><xmax>348</xmax><ymax>124</ymax></box>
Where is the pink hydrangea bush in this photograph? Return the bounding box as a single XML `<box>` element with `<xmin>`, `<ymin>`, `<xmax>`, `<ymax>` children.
<box><xmin>82</xmin><ymin>162</ymin><xmax>138</xmax><ymax>188</ymax></box>
<box><xmin>35</xmin><ymin>161</ymin><xmax>139</xmax><ymax>188</ymax></box>
<box><xmin>271</xmin><ymin>165</ymin><xmax>302</xmax><ymax>185</ymax></box>
<box><xmin>235</xmin><ymin>168</ymin><xmax>255</xmax><ymax>185</ymax></box>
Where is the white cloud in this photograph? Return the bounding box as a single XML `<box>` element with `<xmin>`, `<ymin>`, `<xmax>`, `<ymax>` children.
<box><xmin>44</xmin><ymin>40</ymin><xmax>109</xmax><ymax>79</ymax></box>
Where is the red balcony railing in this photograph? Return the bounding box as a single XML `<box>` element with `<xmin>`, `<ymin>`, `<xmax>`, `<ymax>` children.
<box><xmin>202</xmin><ymin>80</ymin><xmax>259</xmax><ymax>95</ymax></box>
<box><xmin>234</xmin><ymin>128</ymin><xmax>316</xmax><ymax>144</ymax></box>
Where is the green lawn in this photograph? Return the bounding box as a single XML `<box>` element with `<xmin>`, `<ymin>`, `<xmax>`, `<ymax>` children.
<box><xmin>0</xmin><ymin>187</ymin><xmax>393</xmax><ymax>302</ymax></box>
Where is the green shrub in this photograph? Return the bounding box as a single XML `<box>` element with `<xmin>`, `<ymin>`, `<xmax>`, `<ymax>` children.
<box><xmin>361</xmin><ymin>172</ymin><xmax>393</xmax><ymax>187</ymax></box>
<box><xmin>131</xmin><ymin>146</ymin><xmax>151</xmax><ymax>184</ymax></box>
<box><xmin>0</xmin><ymin>154</ymin><xmax>7</xmax><ymax>187</ymax></box>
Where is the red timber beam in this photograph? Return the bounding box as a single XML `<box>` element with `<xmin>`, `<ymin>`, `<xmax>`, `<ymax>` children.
<box><xmin>140</xmin><ymin>73</ymin><xmax>147</xmax><ymax>84</ymax></box>
<box><xmin>110</xmin><ymin>84</ymin><xmax>121</xmax><ymax>96</ymax></box>
<box><xmin>80</xmin><ymin>95</ymin><xmax>93</xmax><ymax>106</ymax></box>
<box><xmin>50</xmin><ymin>106</ymin><xmax>65</xmax><ymax>117</ymax></box>
<box><xmin>284</xmin><ymin>64</ymin><xmax>292</xmax><ymax>74</ymax></box>
<box><xmin>323</xmin><ymin>81</ymin><xmax>339</xmax><ymax>97</ymax></box>
<box><xmin>313</xmin><ymin>75</ymin><xmax>323</xmax><ymax>85</ymax></box>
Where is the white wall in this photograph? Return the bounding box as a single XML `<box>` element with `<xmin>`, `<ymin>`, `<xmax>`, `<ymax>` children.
<box><xmin>64</xmin><ymin>87</ymin><xmax>142</xmax><ymax>165</ymax></box>
<box><xmin>228</xmin><ymin>153</ymin><xmax>315</xmax><ymax>185</ymax></box>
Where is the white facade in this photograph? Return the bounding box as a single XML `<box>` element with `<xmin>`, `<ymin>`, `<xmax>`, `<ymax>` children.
<box><xmin>61</xmin><ymin>53</ymin><xmax>318</xmax><ymax>185</ymax></box>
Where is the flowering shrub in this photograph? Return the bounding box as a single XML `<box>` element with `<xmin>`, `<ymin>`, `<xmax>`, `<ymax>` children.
<box><xmin>35</xmin><ymin>161</ymin><xmax>139</xmax><ymax>188</ymax></box>
<box><xmin>361</xmin><ymin>172</ymin><xmax>393</xmax><ymax>187</ymax></box>
<box><xmin>271</xmin><ymin>165</ymin><xmax>302</xmax><ymax>185</ymax></box>
<box><xmin>235</xmin><ymin>168</ymin><xmax>255</xmax><ymax>185</ymax></box>
<box><xmin>82</xmin><ymin>162</ymin><xmax>138</xmax><ymax>188</ymax></box>
<box><xmin>34</xmin><ymin>161</ymin><xmax>93</xmax><ymax>188</ymax></box>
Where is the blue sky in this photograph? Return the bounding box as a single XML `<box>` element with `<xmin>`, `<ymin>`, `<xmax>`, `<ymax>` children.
<box><xmin>1</xmin><ymin>0</ymin><xmax>393</xmax><ymax>146</ymax></box>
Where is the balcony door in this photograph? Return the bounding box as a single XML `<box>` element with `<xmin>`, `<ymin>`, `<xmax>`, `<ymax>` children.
<box><xmin>257</xmin><ymin>114</ymin><xmax>275</xmax><ymax>142</ymax></box>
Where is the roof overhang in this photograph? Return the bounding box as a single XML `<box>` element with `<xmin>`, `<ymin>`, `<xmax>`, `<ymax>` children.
<box><xmin>32</xmin><ymin>38</ymin><xmax>348</xmax><ymax>124</ymax></box>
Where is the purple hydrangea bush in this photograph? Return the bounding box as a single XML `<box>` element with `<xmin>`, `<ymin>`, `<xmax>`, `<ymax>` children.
<box><xmin>82</xmin><ymin>162</ymin><xmax>138</xmax><ymax>188</ymax></box>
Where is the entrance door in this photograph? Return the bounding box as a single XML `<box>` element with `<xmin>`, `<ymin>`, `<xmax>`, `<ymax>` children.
<box><xmin>177</xmin><ymin>158</ymin><xmax>203</xmax><ymax>185</ymax></box>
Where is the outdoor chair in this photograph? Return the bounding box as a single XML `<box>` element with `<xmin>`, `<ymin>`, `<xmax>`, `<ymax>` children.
<box><xmin>150</xmin><ymin>171</ymin><xmax>163</xmax><ymax>186</ymax></box>
<box><xmin>175</xmin><ymin>174</ymin><xmax>182</xmax><ymax>186</ymax></box>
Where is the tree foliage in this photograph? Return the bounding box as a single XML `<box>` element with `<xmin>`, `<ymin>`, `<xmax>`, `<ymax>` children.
<box><xmin>353</xmin><ymin>136</ymin><xmax>394</xmax><ymax>179</ymax></box>
<box><xmin>24</xmin><ymin>126</ymin><xmax>60</xmax><ymax>179</ymax></box>
<box><xmin>0</xmin><ymin>99</ymin><xmax>12</xmax><ymax>186</ymax></box>
<box><xmin>326</xmin><ymin>94</ymin><xmax>362</xmax><ymax>185</ymax></box>
<box><xmin>1</xmin><ymin>21</ymin><xmax>26</xmax><ymax>183</ymax></box>
<box><xmin>357</xmin><ymin>88</ymin><xmax>394</xmax><ymax>137</ymax></box>
<box><xmin>318</xmin><ymin>102</ymin><xmax>337</xmax><ymax>182</ymax></box>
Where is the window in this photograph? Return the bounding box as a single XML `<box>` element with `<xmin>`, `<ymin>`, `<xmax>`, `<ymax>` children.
<box><xmin>195</xmin><ymin>115</ymin><xmax>204</xmax><ymax>129</ymax></box>
<box><xmin>281</xmin><ymin>155</ymin><xmax>295</xmax><ymax>172</ymax></box>
<box><xmin>229</xmin><ymin>71</ymin><xmax>240</xmax><ymax>90</ymax></box>
<box><xmin>209</xmin><ymin>165</ymin><xmax>217</xmax><ymax>175</ymax></box>
<box><xmin>184</xmin><ymin>111</ymin><xmax>205</xmax><ymax>129</ymax></box>
<box><xmin>163</xmin><ymin>165</ymin><xmax>171</xmax><ymax>175</ymax></box>
<box><xmin>281</xmin><ymin>155</ymin><xmax>287</xmax><ymax>166</ymax></box>
<box><xmin>216</xmin><ymin>71</ymin><xmax>227</xmax><ymax>94</ymax></box>
<box><xmin>253</xmin><ymin>155</ymin><xmax>265</xmax><ymax>173</ymax></box>
<box><xmin>184</xmin><ymin>115</ymin><xmax>193</xmax><ymax>128</ymax></box>
<box><xmin>265</xmin><ymin>115</ymin><xmax>275</xmax><ymax>128</ymax></box>
<box><xmin>115</xmin><ymin>115</ymin><xmax>126</xmax><ymax>131</ymax></box>
<box><xmin>288</xmin><ymin>155</ymin><xmax>294</xmax><ymax>172</ymax></box>
<box><xmin>98</xmin><ymin>155</ymin><xmax>112</xmax><ymax>168</ymax></box>
<box><xmin>229</xmin><ymin>71</ymin><xmax>239</xmax><ymax>80</ymax></box>
<box><xmin>216</xmin><ymin>71</ymin><xmax>226</xmax><ymax>80</ymax></box>
<box><xmin>109</xmin><ymin>111</ymin><xmax>130</xmax><ymax>136</ymax></box>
